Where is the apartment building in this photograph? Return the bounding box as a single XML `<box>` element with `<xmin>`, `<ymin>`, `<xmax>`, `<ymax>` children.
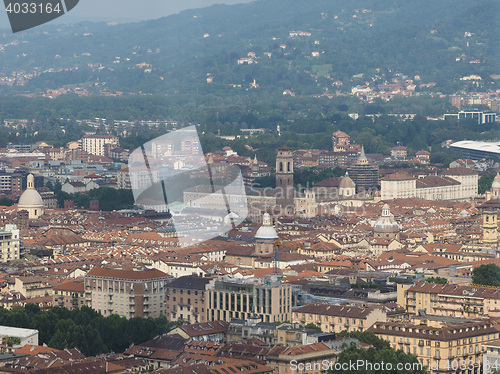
<box><xmin>398</xmin><ymin>282</ymin><xmax>500</xmax><ymax>318</ymax></box>
<box><xmin>369</xmin><ymin>319</ymin><xmax>500</xmax><ymax>374</ymax></box>
<box><xmin>84</xmin><ymin>268</ymin><xmax>169</xmax><ymax>318</ymax></box>
<box><xmin>0</xmin><ymin>172</ymin><xmax>22</xmax><ymax>194</ymax></box>
<box><xmin>53</xmin><ymin>280</ymin><xmax>85</xmax><ymax>311</ymax></box>
<box><xmin>80</xmin><ymin>134</ymin><xmax>119</xmax><ymax>156</ymax></box>
<box><xmin>292</xmin><ymin>303</ymin><xmax>386</xmax><ymax>334</ymax></box>
<box><xmin>207</xmin><ymin>275</ymin><xmax>292</xmax><ymax>323</ymax></box>
<box><xmin>165</xmin><ymin>275</ymin><xmax>210</xmax><ymax>324</ymax></box>
<box><xmin>0</xmin><ymin>225</ymin><xmax>20</xmax><ymax>263</ymax></box>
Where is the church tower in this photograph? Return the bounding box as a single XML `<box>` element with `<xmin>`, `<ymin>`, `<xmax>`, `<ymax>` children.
<box><xmin>492</xmin><ymin>173</ymin><xmax>500</xmax><ymax>200</ymax></box>
<box><xmin>275</xmin><ymin>147</ymin><xmax>294</xmax><ymax>215</ymax></box>
<box><xmin>480</xmin><ymin>199</ymin><xmax>499</xmax><ymax>246</ymax></box>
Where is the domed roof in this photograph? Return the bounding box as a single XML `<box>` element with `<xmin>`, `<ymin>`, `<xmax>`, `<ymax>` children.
<box><xmin>255</xmin><ymin>213</ymin><xmax>278</xmax><ymax>240</ymax></box>
<box><xmin>18</xmin><ymin>174</ymin><xmax>44</xmax><ymax>208</ymax></box>
<box><xmin>373</xmin><ymin>204</ymin><xmax>399</xmax><ymax>233</ymax></box>
<box><xmin>339</xmin><ymin>173</ymin><xmax>355</xmax><ymax>189</ymax></box>
<box><xmin>492</xmin><ymin>173</ymin><xmax>500</xmax><ymax>189</ymax></box>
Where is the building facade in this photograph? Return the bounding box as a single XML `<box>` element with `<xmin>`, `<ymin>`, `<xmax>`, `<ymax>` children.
<box><xmin>0</xmin><ymin>225</ymin><xmax>20</xmax><ymax>263</ymax></box>
<box><xmin>292</xmin><ymin>303</ymin><xmax>386</xmax><ymax>334</ymax></box>
<box><xmin>207</xmin><ymin>276</ymin><xmax>292</xmax><ymax>323</ymax></box>
<box><xmin>80</xmin><ymin>134</ymin><xmax>119</xmax><ymax>156</ymax></box>
<box><xmin>84</xmin><ymin>268</ymin><xmax>169</xmax><ymax>318</ymax></box>
<box><xmin>165</xmin><ymin>275</ymin><xmax>210</xmax><ymax>324</ymax></box>
<box><xmin>369</xmin><ymin>319</ymin><xmax>499</xmax><ymax>374</ymax></box>
<box><xmin>398</xmin><ymin>282</ymin><xmax>500</xmax><ymax>318</ymax></box>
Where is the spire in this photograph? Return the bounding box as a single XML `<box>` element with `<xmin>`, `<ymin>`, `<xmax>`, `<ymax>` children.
<box><xmin>356</xmin><ymin>145</ymin><xmax>369</xmax><ymax>164</ymax></box>
<box><xmin>207</xmin><ymin>154</ymin><xmax>214</xmax><ymax>164</ymax></box>
<box><xmin>253</xmin><ymin>154</ymin><xmax>258</xmax><ymax>164</ymax></box>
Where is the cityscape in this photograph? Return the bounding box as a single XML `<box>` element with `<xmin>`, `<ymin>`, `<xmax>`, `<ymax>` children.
<box><xmin>0</xmin><ymin>0</ymin><xmax>499</xmax><ymax>374</ymax></box>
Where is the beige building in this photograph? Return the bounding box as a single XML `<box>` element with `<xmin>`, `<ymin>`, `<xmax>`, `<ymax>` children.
<box><xmin>398</xmin><ymin>282</ymin><xmax>500</xmax><ymax>318</ymax></box>
<box><xmin>207</xmin><ymin>275</ymin><xmax>292</xmax><ymax>323</ymax></box>
<box><xmin>80</xmin><ymin>134</ymin><xmax>119</xmax><ymax>156</ymax></box>
<box><xmin>53</xmin><ymin>280</ymin><xmax>85</xmax><ymax>310</ymax></box>
<box><xmin>165</xmin><ymin>275</ymin><xmax>210</xmax><ymax>324</ymax></box>
<box><xmin>292</xmin><ymin>303</ymin><xmax>387</xmax><ymax>333</ymax></box>
<box><xmin>13</xmin><ymin>277</ymin><xmax>53</xmax><ymax>299</ymax></box>
<box><xmin>84</xmin><ymin>267</ymin><xmax>169</xmax><ymax>318</ymax></box>
<box><xmin>381</xmin><ymin>169</ymin><xmax>478</xmax><ymax>201</ymax></box>
<box><xmin>369</xmin><ymin>319</ymin><xmax>500</xmax><ymax>374</ymax></box>
<box><xmin>0</xmin><ymin>225</ymin><xmax>19</xmax><ymax>263</ymax></box>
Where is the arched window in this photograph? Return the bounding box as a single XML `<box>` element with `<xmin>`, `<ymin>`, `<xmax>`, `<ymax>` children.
<box><xmin>279</xmin><ymin>162</ymin><xmax>283</xmax><ymax>172</ymax></box>
<box><xmin>287</xmin><ymin>162</ymin><xmax>291</xmax><ymax>172</ymax></box>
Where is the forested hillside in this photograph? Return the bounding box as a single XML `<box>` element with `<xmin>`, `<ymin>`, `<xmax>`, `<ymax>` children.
<box><xmin>0</xmin><ymin>0</ymin><xmax>498</xmax><ymax>95</ymax></box>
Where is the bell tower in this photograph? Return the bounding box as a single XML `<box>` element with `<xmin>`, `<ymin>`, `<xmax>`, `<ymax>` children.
<box><xmin>275</xmin><ymin>147</ymin><xmax>294</xmax><ymax>215</ymax></box>
<box><xmin>480</xmin><ymin>199</ymin><xmax>500</xmax><ymax>246</ymax></box>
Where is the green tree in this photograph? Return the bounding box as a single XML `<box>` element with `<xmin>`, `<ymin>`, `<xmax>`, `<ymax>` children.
<box><xmin>426</xmin><ymin>277</ymin><xmax>448</xmax><ymax>284</ymax></box>
<box><xmin>304</xmin><ymin>323</ymin><xmax>322</xmax><ymax>331</ymax></box>
<box><xmin>479</xmin><ymin>173</ymin><xmax>496</xmax><ymax>195</ymax></box>
<box><xmin>472</xmin><ymin>264</ymin><xmax>500</xmax><ymax>287</ymax></box>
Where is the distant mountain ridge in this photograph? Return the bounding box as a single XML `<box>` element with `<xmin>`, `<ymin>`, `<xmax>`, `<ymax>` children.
<box><xmin>0</xmin><ymin>0</ymin><xmax>498</xmax><ymax>95</ymax></box>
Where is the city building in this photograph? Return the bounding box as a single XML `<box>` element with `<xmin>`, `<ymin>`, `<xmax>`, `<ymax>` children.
<box><xmin>165</xmin><ymin>275</ymin><xmax>210</xmax><ymax>324</ymax></box>
<box><xmin>450</xmin><ymin>140</ymin><xmax>500</xmax><ymax>160</ymax></box>
<box><xmin>480</xmin><ymin>199</ymin><xmax>500</xmax><ymax>246</ymax></box>
<box><xmin>17</xmin><ymin>174</ymin><xmax>44</xmax><ymax>219</ymax></box>
<box><xmin>52</xmin><ymin>280</ymin><xmax>85</xmax><ymax>311</ymax></box>
<box><xmin>398</xmin><ymin>282</ymin><xmax>500</xmax><ymax>318</ymax></box>
<box><xmin>0</xmin><ymin>172</ymin><xmax>22</xmax><ymax>194</ymax></box>
<box><xmin>346</xmin><ymin>146</ymin><xmax>379</xmax><ymax>193</ymax></box>
<box><xmin>275</xmin><ymin>147</ymin><xmax>295</xmax><ymax>215</ymax></box>
<box><xmin>415</xmin><ymin>150</ymin><xmax>430</xmax><ymax>164</ymax></box>
<box><xmin>391</xmin><ymin>145</ymin><xmax>407</xmax><ymax>160</ymax></box>
<box><xmin>380</xmin><ymin>169</ymin><xmax>478</xmax><ymax>201</ymax></box>
<box><xmin>0</xmin><ymin>326</ymin><xmax>38</xmax><ymax>349</ymax></box>
<box><xmin>0</xmin><ymin>225</ymin><xmax>20</xmax><ymax>263</ymax></box>
<box><xmin>80</xmin><ymin>134</ymin><xmax>119</xmax><ymax>156</ymax></box>
<box><xmin>332</xmin><ymin>130</ymin><xmax>350</xmax><ymax>152</ymax></box>
<box><xmin>206</xmin><ymin>275</ymin><xmax>292</xmax><ymax>323</ymax></box>
<box><xmin>292</xmin><ymin>303</ymin><xmax>386</xmax><ymax>334</ymax></box>
<box><xmin>369</xmin><ymin>319</ymin><xmax>499</xmax><ymax>374</ymax></box>
<box><xmin>373</xmin><ymin>204</ymin><xmax>400</xmax><ymax>241</ymax></box>
<box><xmin>84</xmin><ymin>267</ymin><xmax>170</xmax><ymax>318</ymax></box>
<box><xmin>444</xmin><ymin>110</ymin><xmax>496</xmax><ymax>125</ymax></box>
<box><xmin>254</xmin><ymin>213</ymin><xmax>279</xmax><ymax>256</ymax></box>
<box><xmin>483</xmin><ymin>340</ymin><xmax>500</xmax><ymax>374</ymax></box>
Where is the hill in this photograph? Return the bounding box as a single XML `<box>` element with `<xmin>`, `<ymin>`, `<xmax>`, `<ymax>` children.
<box><xmin>0</xmin><ymin>0</ymin><xmax>498</xmax><ymax>95</ymax></box>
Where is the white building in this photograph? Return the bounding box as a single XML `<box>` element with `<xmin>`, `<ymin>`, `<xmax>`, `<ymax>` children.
<box><xmin>80</xmin><ymin>134</ymin><xmax>119</xmax><ymax>156</ymax></box>
<box><xmin>381</xmin><ymin>169</ymin><xmax>478</xmax><ymax>201</ymax></box>
<box><xmin>0</xmin><ymin>224</ymin><xmax>20</xmax><ymax>263</ymax></box>
<box><xmin>0</xmin><ymin>325</ymin><xmax>38</xmax><ymax>348</ymax></box>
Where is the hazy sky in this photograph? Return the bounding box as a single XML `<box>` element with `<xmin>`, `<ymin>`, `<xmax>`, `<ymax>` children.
<box><xmin>0</xmin><ymin>0</ymin><xmax>254</xmax><ymax>30</ymax></box>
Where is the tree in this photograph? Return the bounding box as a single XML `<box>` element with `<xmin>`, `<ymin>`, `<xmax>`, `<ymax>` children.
<box><xmin>304</xmin><ymin>323</ymin><xmax>321</xmax><ymax>331</ymax></box>
<box><xmin>472</xmin><ymin>264</ymin><xmax>500</xmax><ymax>287</ymax></box>
<box><xmin>426</xmin><ymin>277</ymin><xmax>448</xmax><ymax>284</ymax></box>
<box><xmin>479</xmin><ymin>173</ymin><xmax>496</xmax><ymax>195</ymax></box>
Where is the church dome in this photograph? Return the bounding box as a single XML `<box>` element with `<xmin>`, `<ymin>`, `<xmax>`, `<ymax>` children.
<box><xmin>339</xmin><ymin>174</ymin><xmax>355</xmax><ymax>189</ymax></box>
<box><xmin>18</xmin><ymin>174</ymin><xmax>43</xmax><ymax>208</ymax></box>
<box><xmin>255</xmin><ymin>213</ymin><xmax>278</xmax><ymax>240</ymax></box>
<box><xmin>492</xmin><ymin>173</ymin><xmax>500</xmax><ymax>189</ymax></box>
<box><xmin>373</xmin><ymin>204</ymin><xmax>399</xmax><ymax>233</ymax></box>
